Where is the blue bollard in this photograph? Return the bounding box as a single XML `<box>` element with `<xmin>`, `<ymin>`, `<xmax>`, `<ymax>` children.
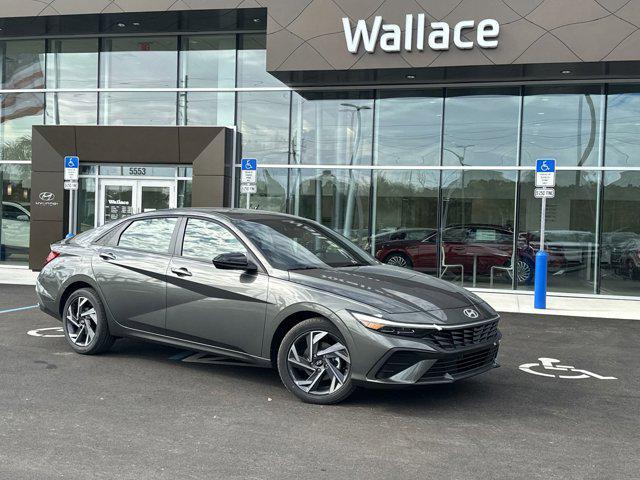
<box><xmin>534</xmin><ymin>250</ymin><xmax>548</xmax><ymax>309</ymax></box>
<box><xmin>65</xmin><ymin>232</ymin><xmax>75</xmax><ymax>239</ymax></box>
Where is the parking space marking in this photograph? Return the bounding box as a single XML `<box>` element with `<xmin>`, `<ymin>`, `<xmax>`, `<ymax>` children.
<box><xmin>0</xmin><ymin>305</ymin><xmax>38</xmax><ymax>314</ymax></box>
<box><xmin>519</xmin><ymin>357</ymin><xmax>617</xmax><ymax>380</ymax></box>
<box><xmin>27</xmin><ymin>327</ymin><xmax>64</xmax><ymax>338</ymax></box>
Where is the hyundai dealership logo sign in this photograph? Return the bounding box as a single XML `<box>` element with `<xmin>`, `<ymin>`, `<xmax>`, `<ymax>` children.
<box><xmin>343</xmin><ymin>15</ymin><xmax>499</xmax><ymax>53</ymax></box>
<box><xmin>39</xmin><ymin>192</ymin><xmax>55</xmax><ymax>202</ymax></box>
<box><xmin>35</xmin><ymin>191</ymin><xmax>59</xmax><ymax>207</ymax></box>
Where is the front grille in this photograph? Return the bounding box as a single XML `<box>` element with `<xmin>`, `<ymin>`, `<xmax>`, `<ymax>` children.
<box><xmin>419</xmin><ymin>345</ymin><xmax>498</xmax><ymax>382</ymax></box>
<box><xmin>422</xmin><ymin>320</ymin><xmax>499</xmax><ymax>350</ymax></box>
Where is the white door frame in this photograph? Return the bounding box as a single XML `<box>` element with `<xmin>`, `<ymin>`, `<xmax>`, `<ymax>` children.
<box><xmin>98</xmin><ymin>179</ymin><xmax>177</xmax><ymax>226</ymax></box>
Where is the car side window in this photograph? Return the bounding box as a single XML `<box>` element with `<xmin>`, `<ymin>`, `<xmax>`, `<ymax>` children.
<box><xmin>118</xmin><ymin>217</ymin><xmax>178</xmax><ymax>253</ymax></box>
<box><xmin>2</xmin><ymin>204</ymin><xmax>25</xmax><ymax>220</ymax></box>
<box><xmin>181</xmin><ymin>218</ymin><xmax>246</xmax><ymax>261</ymax></box>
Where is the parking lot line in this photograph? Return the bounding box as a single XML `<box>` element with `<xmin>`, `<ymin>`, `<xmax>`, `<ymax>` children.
<box><xmin>0</xmin><ymin>305</ymin><xmax>39</xmax><ymax>314</ymax></box>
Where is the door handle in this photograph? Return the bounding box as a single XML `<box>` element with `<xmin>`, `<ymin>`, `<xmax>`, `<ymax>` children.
<box><xmin>99</xmin><ymin>252</ymin><xmax>116</xmax><ymax>261</ymax></box>
<box><xmin>171</xmin><ymin>267</ymin><xmax>192</xmax><ymax>277</ymax></box>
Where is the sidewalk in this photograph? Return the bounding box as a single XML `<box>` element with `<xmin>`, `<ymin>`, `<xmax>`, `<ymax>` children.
<box><xmin>1</xmin><ymin>266</ymin><xmax>638</xmax><ymax>320</ymax></box>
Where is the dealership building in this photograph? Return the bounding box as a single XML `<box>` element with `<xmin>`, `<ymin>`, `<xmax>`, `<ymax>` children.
<box><xmin>1</xmin><ymin>0</ymin><xmax>640</xmax><ymax>300</ymax></box>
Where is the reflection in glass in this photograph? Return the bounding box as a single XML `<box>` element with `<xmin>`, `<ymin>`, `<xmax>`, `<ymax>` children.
<box><xmin>46</xmin><ymin>93</ymin><xmax>97</xmax><ymax>125</ymax></box>
<box><xmin>291</xmin><ymin>91</ymin><xmax>374</xmax><ymax>166</ymax></box>
<box><xmin>104</xmin><ymin>185</ymin><xmax>134</xmax><ymax>223</ymax></box>
<box><xmin>140</xmin><ymin>186</ymin><xmax>170</xmax><ymax>213</ymax></box>
<box><xmin>100</xmin><ymin>37</ymin><xmax>177</xmax><ymax>88</ymax></box>
<box><xmin>0</xmin><ymin>93</ymin><xmax>44</xmax><ymax>160</ymax></box>
<box><xmin>522</xmin><ymin>86</ymin><xmax>603</xmax><ymax>166</ymax></box>
<box><xmin>289</xmin><ymin>169</ymin><xmax>370</xmax><ymax>247</ymax></box>
<box><xmin>78</xmin><ymin>178</ymin><xmax>96</xmax><ymax>232</ymax></box>
<box><xmin>372</xmin><ymin>170</ymin><xmax>439</xmax><ymax>274</ymax></box>
<box><xmin>1</xmin><ymin>40</ymin><xmax>45</xmax><ymax>89</ymax></box>
<box><xmin>46</xmin><ymin>38</ymin><xmax>98</xmax><ymax>89</ymax></box>
<box><xmin>605</xmin><ymin>85</ymin><xmax>640</xmax><ymax>167</ymax></box>
<box><xmin>179</xmin><ymin>92</ymin><xmax>234</xmax><ymax>126</ymax></box>
<box><xmin>518</xmin><ymin>170</ymin><xmax>598</xmax><ymax>293</ymax></box>
<box><xmin>100</xmin><ymin>92</ymin><xmax>177</xmax><ymax>125</ymax></box>
<box><xmin>237</xmin><ymin>34</ymin><xmax>285</xmax><ymax>88</ymax></box>
<box><xmin>180</xmin><ymin>35</ymin><xmax>235</xmax><ymax>88</ymax></box>
<box><xmin>375</xmin><ymin>90</ymin><xmax>442</xmax><ymax>166</ymax></box>
<box><xmin>600</xmin><ymin>171</ymin><xmax>640</xmax><ymax>295</ymax></box>
<box><xmin>443</xmin><ymin>88</ymin><xmax>520</xmax><ymax>166</ymax></box>
<box><xmin>118</xmin><ymin>217</ymin><xmax>178</xmax><ymax>253</ymax></box>
<box><xmin>177</xmin><ymin>180</ymin><xmax>192</xmax><ymax>208</ymax></box>
<box><xmin>440</xmin><ymin>170</ymin><xmax>517</xmax><ymax>288</ymax></box>
<box><xmin>241</xmin><ymin>168</ymin><xmax>287</xmax><ymax>213</ymax></box>
<box><xmin>182</xmin><ymin>218</ymin><xmax>245</xmax><ymax>261</ymax></box>
<box><xmin>0</xmin><ymin>163</ymin><xmax>31</xmax><ymax>265</ymax></box>
<box><xmin>237</xmin><ymin>91</ymin><xmax>290</xmax><ymax>164</ymax></box>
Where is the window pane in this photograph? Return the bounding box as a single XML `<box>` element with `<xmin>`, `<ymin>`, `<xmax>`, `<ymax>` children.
<box><xmin>182</xmin><ymin>218</ymin><xmax>246</xmax><ymax>261</ymax></box>
<box><xmin>375</xmin><ymin>90</ymin><xmax>442</xmax><ymax>166</ymax></box>
<box><xmin>179</xmin><ymin>92</ymin><xmax>234</xmax><ymax>126</ymax></box>
<box><xmin>180</xmin><ymin>35</ymin><xmax>235</xmax><ymax>88</ymax></box>
<box><xmin>443</xmin><ymin>88</ymin><xmax>520</xmax><ymax>166</ymax></box>
<box><xmin>237</xmin><ymin>34</ymin><xmax>284</xmax><ymax>88</ymax></box>
<box><xmin>291</xmin><ymin>91</ymin><xmax>374</xmax><ymax>166</ymax></box>
<box><xmin>518</xmin><ymin>170</ymin><xmax>598</xmax><ymax>293</ymax></box>
<box><xmin>46</xmin><ymin>38</ymin><xmax>98</xmax><ymax>89</ymax></box>
<box><xmin>100</xmin><ymin>92</ymin><xmax>177</xmax><ymax>125</ymax></box>
<box><xmin>46</xmin><ymin>93</ymin><xmax>97</xmax><ymax>125</ymax></box>
<box><xmin>237</xmin><ymin>91</ymin><xmax>290</xmax><ymax>164</ymax></box>
<box><xmin>1</xmin><ymin>40</ymin><xmax>45</xmax><ymax>89</ymax></box>
<box><xmin>0</xmin><ymin>93</ymin><xmax>44</xmax><ymax>160</ymax></box>
<box><xmin>522</xmin><ymin>86</ymin><xmax>603</xmax><ymax>167</ymax></box>
<box><xmin>100</xmin><ymin>37</ymin><xmax>177</xmax><ymax>88</ymax></box>
<box><xmin>0</xmin><ymin>163</ymin><xmax>31</xmax><ymax>265</ymax></box>
<box><xmin>177</xmin><ymin>180</ymin><xmax>192</xmax><ymax>208</ymax></box>
<box><xmin>373</xmin><ymin>170</ymin><xmax>439</xmax><ymax>274</ymax></box>
<box><xmin>289</xmin><ymin>169</ymin><xmax>370</xmax><ymax>248</ymax></box>
<box><xmin>118</xmin><ymin>217</ymin><xmax>178</xmax><ymax>253</ymax></box>
<box><xmin>605</xmin><ymin>85</ymin><xmax>640</xmax><ymax>167</ymax></box>
<box><xmin>600</xmin><ymin>171</ymin><xmax>640</xmax><ymax>295</ymax></box>
<box><xmin>240</xmin><ymin>167</ymin><xmax>288</xmax><ymax>212</ymax></box>
<box><xmin>77</xmin><ymin>178</ymin><xmax>96</xmax><ymax>232</ymax></box>
<box><xmin>440</xmin><ymin>170</ymin><xmax>518</xmax><ymax>289</ymax></box>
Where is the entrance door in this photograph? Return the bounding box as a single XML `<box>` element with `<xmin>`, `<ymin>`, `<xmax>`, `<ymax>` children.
<box><xmin>99</xmin><ymin>180</ymin><xmax>176</xmax><ymax>225</ymax></box>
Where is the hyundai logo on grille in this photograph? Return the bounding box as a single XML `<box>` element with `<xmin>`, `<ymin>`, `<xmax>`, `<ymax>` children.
<box><xmin>39</xmin><ymin>192</ymin><xmax>55</xmax><ymax>201</ymax></box>
<box><xmin>463</xmin><ymin>308</ymin><xmax>479</xmax><ymax>319</ymax></box>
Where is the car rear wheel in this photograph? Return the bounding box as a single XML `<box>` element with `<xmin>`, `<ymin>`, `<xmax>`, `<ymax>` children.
<box><xmin>62</xmin><ymin>288</ymin><xmax>115</xmax><ymax>355</ymax></box>
<box><xmin>277</xmin><ymin>318</ymin><xmax>355</xmax><ymax>404</ymax></box>
<box><xmin>384</xmin><ymin>252</ymin><xmax>413</xmax><ymax>269</ymax></box>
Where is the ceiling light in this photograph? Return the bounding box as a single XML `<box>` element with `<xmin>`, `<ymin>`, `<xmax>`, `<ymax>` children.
<box><xmin>561</xmin><ymin>69</ymin><xmax>572</xmax><ymax>75</ymax></box>
<box><xmin>253</xmin><ymin>18</ymin><xmax>262</xmax><ymax>23</ymax></box>
<box><xmin>406</xmin><ymin>74</ymin><xmax>416</xmax><ymax>79</ymax></box>
<box><xmin>117</xmin><ymin>22</ymin><xmax>126</xmax><ymax>28</ymax></box>
<box><xmin>133</xmin><ymin>22</ymin><xmax>140</xmax><ymax>26</ymax></box>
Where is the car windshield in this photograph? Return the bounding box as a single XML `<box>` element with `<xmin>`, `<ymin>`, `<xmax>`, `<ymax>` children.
<box><xmin>230</xmin><ymin>216</ymin><xmax>374</xmax><ymax>270</ymax></box>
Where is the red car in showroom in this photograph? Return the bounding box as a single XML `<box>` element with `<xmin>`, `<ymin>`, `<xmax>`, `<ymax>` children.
<box><xmin>374</xmin><ymin>224</ymin><xmax>536</xmax><ymax>285</ymax></box>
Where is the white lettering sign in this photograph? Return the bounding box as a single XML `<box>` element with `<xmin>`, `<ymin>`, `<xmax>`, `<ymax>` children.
<box><xmin>343</xmin><ymin>16</ymin><xmax>499</xmax><ymax>54</ymax></box>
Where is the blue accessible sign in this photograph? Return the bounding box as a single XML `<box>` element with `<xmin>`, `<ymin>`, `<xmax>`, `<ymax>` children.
<box><xmin>535</xmin><ymin>158</ymin><xmax>556</xmax><ymax>188</ymax></box>
<box><xmin>64</xmin><ymin>155</ymin><xmax>79</xmax><ymax>181</ymax></box>
<box><xmin>240</xmin><ymin>158</ymin><xmax>258</xmax><ymax>184</ymax></box>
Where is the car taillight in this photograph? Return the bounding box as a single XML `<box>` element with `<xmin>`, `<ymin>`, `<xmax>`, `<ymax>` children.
<box><xmin>44</xmin><ymin>250</ymin><xmax>60</xmax><ymax>266</ymax></box>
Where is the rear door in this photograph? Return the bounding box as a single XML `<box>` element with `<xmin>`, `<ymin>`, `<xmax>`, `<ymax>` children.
<box><xmin>92</xmin><ymin>216</ymin><xmax>180</xmax><ymax>333</ymax></box>
<box><xmin>165</xmin><ymin>217</ymin><xmax>269</xmax><ymax>357</ymax></box>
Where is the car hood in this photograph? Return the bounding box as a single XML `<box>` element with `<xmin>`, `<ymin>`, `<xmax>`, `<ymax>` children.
<box><xmin>287</xmin><ymin>265</ymin><xmax>480</xmax><ymax>314</ymax></box>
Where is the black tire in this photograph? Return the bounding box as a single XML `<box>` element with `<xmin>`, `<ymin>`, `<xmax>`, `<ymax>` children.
<box><xmin>384</xmin><ymin>252</ymin><xmax>413</xmax><ymax>269</ymax></box>
<box><xmin>62</xmin><ymin>288</ymin><xmax>115</xmax><ymax>355</ymax></box>
<box><xmin>277</xmin><ymin>317</ymin><xmax>356</xmax><ymax>405</ymax></box>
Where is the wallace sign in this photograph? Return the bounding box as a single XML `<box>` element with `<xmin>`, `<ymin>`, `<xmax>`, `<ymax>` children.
<box><xmin>343</xmin><ymin>15</ymin><xmax>499</xmax><ymax>54</ymax></box>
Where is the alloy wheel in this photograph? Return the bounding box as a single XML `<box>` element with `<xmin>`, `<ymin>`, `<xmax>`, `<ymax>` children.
<box><xmin>517</xmin><ymin>259</ymin><xmax>532</xmax><ymax>283</ymax></box>
<box><xmin>65</xmin><ymin>296</ymin><xmax>98</xmax><ymax>347</ymax></box>
<box><xmin>386</xmin><ymin>255</ymin><xmax>408</xmax><ymax>268</ymax></box>
<box><xmin>287</xmin><ymin>330</ymin><xmax>351</xmax><ymax>396</ymax></box>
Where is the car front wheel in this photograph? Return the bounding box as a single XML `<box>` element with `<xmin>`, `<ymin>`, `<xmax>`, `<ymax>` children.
<box><xmin>62</xmin><ymin>288</ymin><xmax>115</xmax><ymax>355</ymax></box>
<box><xmin>277</xmin><ymin>318</ymin><xmax>355</xmax><ymax>404</ymax></box>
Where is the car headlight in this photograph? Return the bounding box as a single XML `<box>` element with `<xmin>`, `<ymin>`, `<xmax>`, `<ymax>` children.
<box><xmin>350</xmin><ymin>311</ymin><xmax>441</xmax><ymax>337</ymax></box>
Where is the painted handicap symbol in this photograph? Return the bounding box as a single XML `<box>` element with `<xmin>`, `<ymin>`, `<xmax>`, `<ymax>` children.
<box><xmin>519</xmin><ymin>357</ymin><xmax>617</xmax><ymax>380</ymax></box>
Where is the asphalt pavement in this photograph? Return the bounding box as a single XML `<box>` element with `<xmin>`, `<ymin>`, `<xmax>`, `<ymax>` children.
<box><xmin>0</xmin><ymin>284</ymin><xmax>638</xmax><ymax>480</ymax></box>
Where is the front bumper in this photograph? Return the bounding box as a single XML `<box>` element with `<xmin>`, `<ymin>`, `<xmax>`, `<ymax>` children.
<box><xmin>339</xmin><ymin>310</ymin><xmax>501</xmax><ymax>387</ymax></box>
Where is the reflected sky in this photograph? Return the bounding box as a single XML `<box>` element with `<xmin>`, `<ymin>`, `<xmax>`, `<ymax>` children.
<box><xmin>182</xmin><ymin>219</ymin><xmax>246</xmax><ymax>260</ymax></box>
<box><xmin>119</xmin><ymin>218</ymin><xmax>178</xmax><ymax>253</ymax></box>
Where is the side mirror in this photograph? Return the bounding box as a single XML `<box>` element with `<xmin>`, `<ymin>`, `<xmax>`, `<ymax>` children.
<box><xmin>212</xmin><ymin>252</ymin><xmax>258</xmax><ymax>272</ymax></box>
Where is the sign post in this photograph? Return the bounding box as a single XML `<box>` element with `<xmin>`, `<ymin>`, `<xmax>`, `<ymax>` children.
<box><xmin>63</xmin><ymin>156</ymin><xmax>79</xmax><ymax>237</ymax></box>
<box><xmin>240</xmin><ymin>158</ymin><xmax>257</xmax><ymax>209</ymax></box>
<box><xmin>534</xmin><ymin>159</ymin><xmax>556</xmax><ymax>309</ymax></box>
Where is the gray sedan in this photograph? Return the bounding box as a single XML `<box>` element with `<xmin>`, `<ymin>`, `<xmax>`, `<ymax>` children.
<box><xmin>36</xmin><ymin>209</ymin><xmax>501</xmax><ymax>404</ymax></box>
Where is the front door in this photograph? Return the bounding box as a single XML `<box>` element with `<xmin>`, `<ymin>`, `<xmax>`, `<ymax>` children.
<box><xmin>99</xmin><ymin>180</ymin><xmax>176</xmax><ymax>225</ymax></box>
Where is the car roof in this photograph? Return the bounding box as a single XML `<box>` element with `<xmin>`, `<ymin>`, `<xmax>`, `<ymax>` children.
<box><xmin>132</xmin><ymin>207</ymin><xmax>303</xmax><ymax>222</ymax></box>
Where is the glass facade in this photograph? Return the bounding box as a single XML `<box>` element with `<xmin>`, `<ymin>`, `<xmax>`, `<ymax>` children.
<box><xmin>0</xmin><ymin>30</ymin><xmax>638</xmax><ymax>300</ymax></box>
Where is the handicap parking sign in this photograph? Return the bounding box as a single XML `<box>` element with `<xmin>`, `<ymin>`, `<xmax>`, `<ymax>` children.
<box><xmin>535</xmin><ymin>159</ymin><xmax>556</xmax><ymax>187</ymax></box>
<box><xmin>241</xmin><ymin>158</ymin><xmax>257</xmax><ymax>171</ymax></box>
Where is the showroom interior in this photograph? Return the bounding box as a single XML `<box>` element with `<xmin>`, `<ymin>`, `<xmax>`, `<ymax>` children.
<box><xmin>0</xmin><ymin>3</ymin><xmax>640</xmax><ymax>298</ymax></box>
